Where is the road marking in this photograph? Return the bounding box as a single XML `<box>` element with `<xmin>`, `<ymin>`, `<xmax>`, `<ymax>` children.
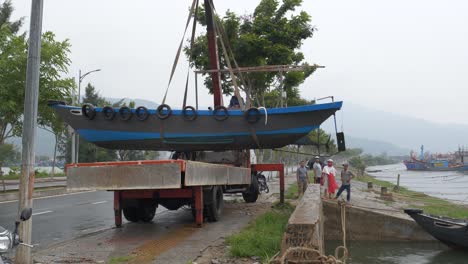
<box><xmin>0</xmin><ymin>190</ymin><xmax>96</xmax><ymax>204</ymax></box>
<box><xmin>32</xmin><ymin>210</ymin><xmax>53</xmax><ymax>216</ymax></box>
<box><xmin>91</xmin><ymin>201</ymin><xmax>107</xmax><ymax>205</ymax></box>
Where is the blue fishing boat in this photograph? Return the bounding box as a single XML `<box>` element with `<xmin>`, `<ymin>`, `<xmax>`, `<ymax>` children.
<box><xmin>49</xmin><ymin>101</ymin><xmax>343</xmax><ymax>152</ymax></box>
<box><xmin>403</xmin><ymin>145</ymin><xmax>468</xmax><ymax>171</ymax></box>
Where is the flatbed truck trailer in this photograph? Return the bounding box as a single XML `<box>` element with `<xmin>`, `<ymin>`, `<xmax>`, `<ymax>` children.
<box><xmin>66</xmin><ymin>159</ymin><xmax>284</xmax><ymax>227</ymax></box>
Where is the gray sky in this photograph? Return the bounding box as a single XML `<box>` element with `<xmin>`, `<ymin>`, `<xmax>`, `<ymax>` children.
<box><xmin>11</xmin><ymin>0</ymin><xmax>468</xmax><ymax>125</ymax></box>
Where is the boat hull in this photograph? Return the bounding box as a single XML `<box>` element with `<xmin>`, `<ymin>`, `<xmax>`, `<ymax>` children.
<box><xmin>404</xmin><ymin>209</ymin><xmax>468</xmax><ymax>249</ymax></box>
<box><xmin>50</xmin><ymin>102</ymin><xmax>342</xmax><ymax>151</ymax></box>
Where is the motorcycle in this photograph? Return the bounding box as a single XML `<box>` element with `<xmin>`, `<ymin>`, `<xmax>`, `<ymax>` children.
<box><xmin>0</xmin><ymin>208</ymin><xmax>33</xmax><ymax>264</ymax></box>
<box><xmin>256</xmin><ymin>172</ymin><xmax>269</xmax><ymax>193</ymax></box>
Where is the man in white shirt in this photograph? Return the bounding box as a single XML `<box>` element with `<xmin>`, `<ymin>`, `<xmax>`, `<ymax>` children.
<box><xmin>312</xmin><ymin>156</ymin><xmax>322</xmax><ymax>184</ymax></box>
<box><xmin>321</xmin><ymin>158</ymin><xmax>337</xmax><ymax>199</ymax></box>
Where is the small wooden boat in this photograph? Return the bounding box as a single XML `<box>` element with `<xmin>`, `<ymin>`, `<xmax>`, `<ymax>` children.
<box><xmin>49</xmin><ymin>100</ymin><xmax>342</xmax><ymax>151</ymax></box>
<box><xmin>404</xmin><ymin>209</ymin><xmax>468</xmax><ymax>249</ymax></box>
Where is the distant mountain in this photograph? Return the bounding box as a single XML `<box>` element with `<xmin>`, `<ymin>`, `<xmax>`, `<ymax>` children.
<box><xmin>8</xmin><ymin>101</ymin><xmax>467</xmax><ymax>157</ymax></box>
<box><xmin>106</xmin><ymin>98</ymin><xmax>159</xmax><ymax>109</ymax></box>
<box><xmin>345</xmin><ymin>135</ymin><xmax>410</xmax><ymax>156</ymax></box>
<box><xmin>322</xmin><ymin>103</ymin><xmax>468</xmax><ymax>154</ymax></box>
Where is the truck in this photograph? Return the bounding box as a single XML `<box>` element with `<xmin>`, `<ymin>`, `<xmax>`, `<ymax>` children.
<box><xmin>66</xmin><ymin>151</ymin><xmax>285</xmax><ymax>227</ymax></box>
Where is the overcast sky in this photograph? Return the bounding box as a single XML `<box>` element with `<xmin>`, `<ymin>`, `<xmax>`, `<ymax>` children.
<box><xmin>10</xmin><ymin>0</ymin><xmax>468</xmax><ymax>125</ymax></box>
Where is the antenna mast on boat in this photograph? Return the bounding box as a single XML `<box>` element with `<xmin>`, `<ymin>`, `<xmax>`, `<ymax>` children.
<box><xmin>204</xmin><ymin>0</ymin><xmax>223</xmax><ymax>107</ymax></box>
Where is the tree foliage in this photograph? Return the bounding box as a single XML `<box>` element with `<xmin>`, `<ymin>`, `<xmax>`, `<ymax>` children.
<box><xmin>0</xmin><ymin>143</ymin><xmax>19</xmax><ymax>166</ymax></box>
<box><xmin>0</xmin><ymin>6</ymin><xmax>74</xmax><ymax>145</ymax></box>
<box><xmin>186</xmin><ymin>0</ymin><xmax>317</xmax><ymax>107</ymax></box>
<box><xmin>0</xmin><ymin>0</ymin><xmax>23</xmax><ymax>34</ymax></box>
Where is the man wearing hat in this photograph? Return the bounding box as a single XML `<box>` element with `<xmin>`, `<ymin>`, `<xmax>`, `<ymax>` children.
<box><xmin>336</xmin><ymin>162</ymin><xmax>355</xmax><ymax>202</ymax></box>
<box><xmin>312</xmin><ymin>156</ymin><xmax>322</xmax><ymax>184</ymax></box>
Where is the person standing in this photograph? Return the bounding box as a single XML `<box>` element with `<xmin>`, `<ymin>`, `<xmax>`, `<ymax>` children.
<box><xmin>336</xmin><ymin>162</ymin><xmax>354</xmax><ymax>202</ymax></box>
<box><xmin>296</xmin><ymin>160</ymin><xmax>309</xmax><ymax>197</ymax></box>
<box><xmin>312</xmin><ymin>156</ymin><xmax>322</xmax><ymax>184</ymax></box>
<box><xmin>322</xmin><ymin>159</ymin><xmax>338</xmax><ymax>199</ymax></box>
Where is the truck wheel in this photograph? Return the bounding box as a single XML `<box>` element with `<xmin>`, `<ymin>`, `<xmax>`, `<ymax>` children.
<box><xmin>123</xmin><ymin>207</ymin><xmax>140</xmax><ymax>222</ymax></box>
<box><xmin>242</xmin><ymin>175</ymin><xmax>259</xmax><ymax>203</ymax></box>
<box><xmin>140</xmin><ymin>203</ymin><xmax>156</xmax><ymax>222</ymax></box>
<box><xmin>205</xmin><ymin>186</ymin><xmax>224</xmax><ymax>222</ymax></box>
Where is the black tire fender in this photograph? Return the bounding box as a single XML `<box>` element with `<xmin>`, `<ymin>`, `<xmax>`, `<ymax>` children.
<box><xmin>135</xmin><ymin>106</ymin><xmax>149</xmax><ymax>121</ymax></box>
<box><xmin>102</xmin><ymin>106</ymin><xmax>115</xmax><ymax>120</ymax></box>
<box><xmin>213</xmin><ymin>106</ymin><xmax>229</xmax><ymax>121</ymax></box>
<box><xmin>119</xmin><ymin>106</ymin><xmax>133</xmax><ymax>121</ymax></box>
<box><xmin>157</xmin><ymin>104</ymin><xmax>172</xmax><ymax>120</ymax></box>
<box><xmin>82</xmin><ymin>104</ymin><xmax>96</xmax><ymax>120</ymax></box>
<box><xmin>244</xmin><ymin>107</ymin><xmax>261</xmax><ymax>124</ymax></box>
<box><xmin>182</xmin><ymin>106</ymin><xmax>197</xmax><ymax>121</ymax></box>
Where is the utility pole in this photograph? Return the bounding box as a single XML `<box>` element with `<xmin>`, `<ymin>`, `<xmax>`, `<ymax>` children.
<box><xmin>74</xmin><ymin>69</ymin><xmax>101</xmax><ymax>163</ymax></box>
<box><xmin>16</xmin><ymin>0</ymin><xmax>43</xmax><ymax>263</ymax></box>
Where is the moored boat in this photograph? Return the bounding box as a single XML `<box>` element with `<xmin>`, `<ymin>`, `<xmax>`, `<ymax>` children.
<box><xmin>403</xmin><ymin>145</ymin><xmax>468</xmax><ymax>171</ymax></box>
<box><xmin>404</xmin><ymin>208</ymin><xmax>468</xmax><ymax>249</ymax></box>
<box><xmin>49</xmin><ymin>100</ymin><xmax>342</xmax><ymax>151</ymax></box>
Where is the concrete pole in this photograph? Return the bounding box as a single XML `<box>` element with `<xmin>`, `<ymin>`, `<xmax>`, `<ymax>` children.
<box><xmin>16</xmin><ymin>0</ymin><xmax>43</xmax><ymax>263</ymax></box>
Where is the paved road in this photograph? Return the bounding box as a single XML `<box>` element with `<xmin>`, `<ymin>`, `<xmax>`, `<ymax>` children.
<box><xmin>0</xmin><ymin>191</ymin><xmax>168</xmax><ymax>252</ymax></box>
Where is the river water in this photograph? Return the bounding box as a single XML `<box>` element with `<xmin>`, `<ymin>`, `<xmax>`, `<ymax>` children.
<box><xmin>325</xmin><ymin>241</ymin><xmax>468</xmax><ymax>264</ymax></box>
<box><xmin>324</xmin><ymin>163</ymin><xmax>468</xmax><ymax>263</ymax></box>
<box><xmin>366</xmin><ymin>163</ymin><xmax>468</xmax><ymax>205</ymax></box>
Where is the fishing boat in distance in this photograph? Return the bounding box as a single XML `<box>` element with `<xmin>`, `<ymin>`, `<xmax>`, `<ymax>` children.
<box><xmin>403</xmin><ymin>145</ymin><xmax>468</xmax><ymax>171</ymax></box>
<box><xmin>49</xmin><ymin>101</ymin><xmax>342</xmax><ymax>151</ymax></box>
<box><xmin>404</xmin><ymin>209</ymin><xmax>468</xmax><ymax>250</ymax></box>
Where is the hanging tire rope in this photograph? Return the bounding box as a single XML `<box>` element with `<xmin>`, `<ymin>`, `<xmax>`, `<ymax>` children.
<box><xmin>213</xmin><ymin>106</ymin><xmax>228</xmax><ymax>121</ymax></box>
<box><xmin>182</xmin><ymin>106</ymin><xmax>198</xmax><ymax>121</ymax></box>
<box><xmin>118</xmin><ymin>106</ymin><xmax>132</xmax><ymax>121</ymax></box>
<box><xmin>102</xmin><ymin>106</ymin><xmax>115</xmax><ymax>120</ymax></box>
<box><xmin>157</xmin><ymin>104</ymin><xmax>172</xmax><ymax>120</ymax></box>
<box><xmin>245</xmin><ymin>107</ymin><xmax>261</xmax><ymax>124</ymax></box>
<box><xmin>82</xmin><ymin>104</ymin><xmax>96</xmax><ymax>120</ymax></box>
<box><xmin>135</xmin><ymin>106</ymin><xmax>149</xmax><ymax>121</ymax></box>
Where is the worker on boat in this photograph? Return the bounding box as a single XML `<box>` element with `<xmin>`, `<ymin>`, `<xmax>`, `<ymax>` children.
<box><xmin>228</xmin><ymin>95</ymin><xmax>240</xmax><ymax>109</ymax></box>
<box><xmin>312</xmin><ymin>156</ymin><xmax>322</xmax><ymax>184</ymax></box>
<box><xmin>296</xmin><ymin>160</ymin><xmax>310</xmax><ymax>197</ymax></box>
<box><xmin>335</xmin><ymin>162</ymin><xmax>354</xmax><ymax>202</ymax></box>
<box><xmin>322</xmin><ymin>159</ymin><xmax>338</xmax><ymax>199</ymax></box>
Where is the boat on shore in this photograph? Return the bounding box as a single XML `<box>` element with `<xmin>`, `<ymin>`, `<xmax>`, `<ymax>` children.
<box><xmin>403</xmin><ymin>145</ymin><xmax>468</xmax><ymax>171</ymax></box>
<box><xmin>49</xmin><ymin>100</ymin><xmax>342</xmax><ymax>152</ymax></box>
<box><xmin>404</xmin><ymin>209</ymin><xmax>468</xmax><ymax>250</ymax></box>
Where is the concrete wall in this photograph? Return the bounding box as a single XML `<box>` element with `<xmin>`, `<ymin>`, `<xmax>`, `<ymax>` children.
<box><xmin>323</xmin><ymin>201</ymin><xmax>434</xmax><ymax>241</ymax></box>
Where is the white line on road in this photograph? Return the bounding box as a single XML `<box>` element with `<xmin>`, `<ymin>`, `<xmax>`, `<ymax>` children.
<box><xmin>32</xmin><ymin>210</ymin><xmax>53</xmax><ymax>216</ymax></box>
<box><xmin>91</xmin><ymin>201</ymin><xmax>107</xmax><ymax>205</ymax></box>
<box><xmin>0</xmin><ymin>190</ymin><xmax>96</xmax><ymax>204</ymax></box>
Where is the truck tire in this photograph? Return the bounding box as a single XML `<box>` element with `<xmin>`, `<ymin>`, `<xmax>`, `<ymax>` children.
<box><xmin>242</xmin><ymin>175</ymin><xmax>259</xmax><ymax>203</ymax></box>
<box><xmin>140</xmin><ymin>202</ymin><xmax>156</xmax><ymax>222</ymax></box>
<box><xmin>123</xmin><ymin>207</ymin><xmax>140</xmax><ymax>222</ymax></box>
<box><xmin>205</xmin><ymin>186</ymin><xmax>224</xmax><ymax>222</ymax></box>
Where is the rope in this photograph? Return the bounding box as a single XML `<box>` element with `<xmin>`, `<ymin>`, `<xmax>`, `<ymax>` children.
<box><xmin>258</xmin><ymin>106</ymin><xmax>268</xmax><ymax>125</ymax></box>
<box><xmin>182</xmin><ymin>0</ymin><xmax>199</xmax><ymax>108</ymax></box>
<box><xmin>337</xmin><ymin>201</ymin><xmax>349</xmax><ymax>263</ymax></box>
<box><xmin>162</xmin><ymin>0</ymin><xmax>198</xmax><ymax>105</ymax></box>
<box><xmin>279</xmin><ymin>247</ymin><xmax>344</xmax><ymax>264</ymax></box>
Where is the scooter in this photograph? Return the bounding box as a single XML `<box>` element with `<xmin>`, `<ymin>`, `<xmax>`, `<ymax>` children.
<box><xmin>0</xmin><ymin>208</ymin><xmax>33</xmax><ymax>264</ymax></box>
<box><xmin>257</xmin><ymin>172</ymin><xmax>269</xmax><ymax>193</ymax></box>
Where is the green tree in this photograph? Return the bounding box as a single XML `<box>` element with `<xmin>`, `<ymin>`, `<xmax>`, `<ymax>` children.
<box><xmin>0</xmin><ymin>143</ymin><xmax>19</xmax><ymax>191</ymax></box>
<box><xmin>0</xmin><ymin>0</ymin><xmax>23</xmax><ymax>34</ymax></box>
<box><xmin>0</xmin><ymin>2</ymin><xmax>73</xmax><ymax>171</ymax></box>
<box><xmin>349</xmin><ymin>156</ymin><xmax>366</xmax><ymax>176</ymax></box>
<box><xmin>186</xmin><ymin>0</ymin><xmax>317</xmax><ymax>107</ymax></box>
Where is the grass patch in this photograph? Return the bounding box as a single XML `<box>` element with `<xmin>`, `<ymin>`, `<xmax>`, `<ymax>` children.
<box><xmin>109</xmin><ymin>256</ymin><xmax>132</xmax><ymax>264</ymax></box>
<box><xmin>285</xmin><ymin>183</ymin><xmax>298</xmax><ymax>200</ymax></box>
<box><xmin>226</xmin><ymin>202</ymin><xmax>295</xmax><ymax>262</ymax></box>
<box><xmin>355</xmin><ymin>173</ymin><xmax>468</xmax><ymax>218</ymax></box>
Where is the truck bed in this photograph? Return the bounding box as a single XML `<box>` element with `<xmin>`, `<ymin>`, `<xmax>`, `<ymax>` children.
<box><xmin>66</xmin><ymin>160</ymin><xmax>251</xmax><ymax>191</ymax></box>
